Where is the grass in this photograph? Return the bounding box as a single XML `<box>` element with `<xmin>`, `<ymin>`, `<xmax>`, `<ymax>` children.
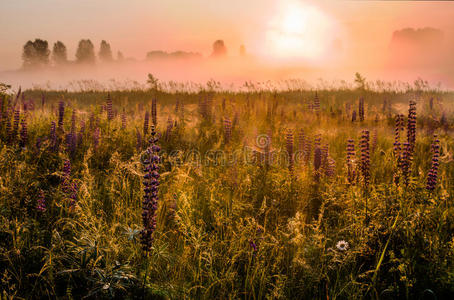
<box><xmin>0</xmin><ymin>84</ymin><xmax>453</xmax><ymax>299</ymax></box>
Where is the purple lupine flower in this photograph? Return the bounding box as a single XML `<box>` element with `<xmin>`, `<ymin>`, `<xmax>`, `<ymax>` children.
<box><xmin>152</xmin><ymin>98</ymin><xmax>157</xmax><ymax>125</ymax></box>
<box><xmin>314</xmin><ymin>146</ymin><xmax>322</xmax><ymax>181</ymax></box>
<box><xmin>249</xmin><ymin>239</ymin><xmax>257</xmax><ymax>252</ymax></box>
<box><xmin>358</xmin><ymin>97</ymin><xmax>365</xmax><ymax>122</ymax></box>
<box><xmin>175</xmin><ymin>99</ymin><xmax>180</xmax><ymax>114</ymax></box>
<box><xmin>19</xmin><ymin>118</ymin><xmax>27</xmax><ymax>148</ymax></box>
<box><xmin>106</xmin><ymin>93</ymin><xmax>114</xmax><ymax>121</ymax></box>
<box><xmin>426</xmin><ymin>135</ymin><xmax>440</xmax><ymax>191</ymax></box>
<box><xmin>93</xmin><ymin>127</ymin><xmax>100</xmax><ymax>150</ymax></box>
<box><xmin>61</xmin><ymin>160</ymin><xmax>78</xmax><ymax>208</ymax></box>
<box><xmin>12</xmin><ymin>108</ymin><xmax>20</xmax><ymax>143</ymax></box>
<box><xmin>58</xmin><ymin>101</ymin><xmax>65</xmax><ymax>130</ymax></box>
<box><xmin>325</xmin><ymin>156</ymin><xmax>336</xmax><ymax>177</ymax></box>
<box><xmin>141</xmin><ymin>125</ymin><xmax>161</xmax><ymax>254</ymax></box>
<box><xmin>37</xmin><ymin>189</ymin><xmax>46</xmax><ymax>212</ymax></box>
<box><xmin>313</xmin><ymin>92</ymin><xmax>320</xmax><ymax>115</ymax></box>
<box><xmin>407</xmin><ymin>100</ymin><xmax>417</xmax><ymax>155</ymax></box>
<box><xmin>371</xmin><ymin>130</ymin><xmax>377</xmax><ymax>153</ymax></box>
<box><xmin>297</xmin><ymin>128</ymin><xmax>305</xmax><ymax>152</ymax></box>
<box><xmin>393</xmin><ymin>114</ymin><xmax>404</xmax><ymax>185</ymax></box>
<box><xmin>286</xmin><ymin>129</ymin><xmax>294</xmax><ymax>172</ymax></box>
<box><xmin>304</xmin><ymin>135</ymin><xmax>312</xmax><ymax>165</ymax></box>
<box><xmin>223</xmin><ymin>117</ymin><xmax>232</xmax><ymax>145</ymax></box>
<box><xmin>144</xmin><ymin>111</ymin><xmax>149</xmax><ymax>136</ymax></box>
<box><xmin>429</xmin><ymin>97</ymin><xmax>433</xmax><ymax>110</ymax></box>
<box><xmin>351</xmin><ymin>110</ymin><xmax>357</xmax><ymax>122</ymax></box>
<box><xmin>360</xmin><ymin>130</ymin><xmax>370</xmax><ymax>187</ymax></box>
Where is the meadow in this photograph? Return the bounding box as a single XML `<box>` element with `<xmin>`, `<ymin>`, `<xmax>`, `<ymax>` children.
<box><xmin>0</xmin><ymin>81</ymin><xmax>453</xmax><ymax>299</ymax></box>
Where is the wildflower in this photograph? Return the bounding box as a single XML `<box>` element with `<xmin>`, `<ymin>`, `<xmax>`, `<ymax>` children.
<box><xmin>347</xmin><ymin>139</ymin><xmax>356</xmax><ymax>184</ymax></box>
<box><xmin>19</xmin><ymin>118</ymin><xmax>27</xmax><ymax>148</ymax></box>
<box><xmin>336</xmin><ymin>240</ymin><xmax>349</xmax><ymax>251</ymax></box>
<box><xmin>152</xmin><ymin>98</ymin><xmax>157</xmax><ymax>125</ymax></box>
<box><xmin>313</xmin><ymin>92</ymin><xmax>320</xmax><ymax>115</ymax></box>
<box><xmin>12</xmin><ymin>108</ymin><xmax>20</xmax><ymax>142</ymax></box>
<box><xmin>286</xmin><ymin>129</ymin><xmax>294</xmax><ymax>172</ymax></box>
<box><xmin>224</xmin><ymin>117</ymin><xmax>232</xmax><ymax>145</ymax></box>
<box><xmin>358</xmin><ymin>97</ymin><xmax>365</xmax><ymax>122</ymax></box>
<box><xmin>141</xmin><ymin>125</ymin><xmax>161</xmax><ymax>253</ymax></box>
<box><xmin>144</xmin><ymin>111</ymin><xmax>149</xmax><ymax>136</ymax></box>
<box><xmin>426</xmin><ymin>135</ymin><xmax>440</xmax><ymax>191</ymax></box>
<box><xmin>360</xmin><ymin>130</ymin><xmax>370</xmax><ymax>187</ymax></box>
<box><xmin>351</xmin><ymin>110</ymin><xmax>357</xmax><ymax>122</ymax></box>
<box><xmin>106</xmin><ymin>93</ymin><xmax>113</xmax><ymax>121</ymax></box>
<box><xmin>58</xmin><ymin>101</ymin><xmax>64</xmax><ymax>130</ymax></box>
<box><xmin>36</xmin><ymin>190</ymin><xmax>46</xmax><ymax>212</ymax></box>
<box><xmin>93</xmin><ymin>127</ymin><xmax>100</xmax><ymax>150</ymax></box>
<box><xmin>249</xmin><ymin>239</ymin><xmax>257</xmax><ymax>252</ymax></box>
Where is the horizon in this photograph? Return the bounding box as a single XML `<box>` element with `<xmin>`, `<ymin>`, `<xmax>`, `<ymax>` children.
<box><xmin>2</xmin><ymin>0</ymin><xmax>454</xmax><ymax>88</ymax></box>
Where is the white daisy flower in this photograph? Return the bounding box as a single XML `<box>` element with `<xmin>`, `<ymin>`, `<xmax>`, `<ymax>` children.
<box><xmin>336</xmin><ymin>240</ymin><xmax>349</xmax><ymax>251</ymax></box>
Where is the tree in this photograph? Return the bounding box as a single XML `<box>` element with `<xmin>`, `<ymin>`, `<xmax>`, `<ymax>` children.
<box><xmin>354</xmin><ymin>72</ymin><xmax>367</xmax><ymax>91</ymax></box>
<box><xmin>52</xmin><ymin>41</ymin><xmax>68</xmax><ymax>65</ymax></box>
<box><xmin>22</xmin><ymin>39</ymin><xmax>50</xmax><ymax>68</ymax></box>
<box><xmin>75</xmin><ymin>39</ymin><xmax>95</xmax><ymax>64</ymax></box>
<box><xmin>211</xmin><ymin>40</ymin><xmax>227</xmax><ymax>57</ymax></box>
<box><xmin>99</xmin><ymin>40</ymin><xmax>113</xmax><ymax>62</ymax></box>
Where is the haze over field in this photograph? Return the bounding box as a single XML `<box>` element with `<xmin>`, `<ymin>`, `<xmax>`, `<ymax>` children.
<box><xmin>1</xmin><ymin>0</ymin><xmax>454</xmax><ymax>89</ymax></box>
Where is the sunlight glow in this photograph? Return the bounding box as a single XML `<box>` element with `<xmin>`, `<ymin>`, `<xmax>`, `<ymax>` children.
<box><xmin>265</xmin><ymin>0</ymin><xmax>336</xmax><ymax>61</ymax></box>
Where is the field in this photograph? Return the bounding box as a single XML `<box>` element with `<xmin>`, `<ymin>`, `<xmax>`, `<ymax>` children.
<box><xmin>0</xmin><ymin>83</ymin><xmax>453</xmax><ymax>299</ymax></box>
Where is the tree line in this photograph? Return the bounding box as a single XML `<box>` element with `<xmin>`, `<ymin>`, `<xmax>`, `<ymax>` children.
<box><xmin>22</xmin><ymin>39</ymin><xmax>124</xmax><ymax>69</ymax></box>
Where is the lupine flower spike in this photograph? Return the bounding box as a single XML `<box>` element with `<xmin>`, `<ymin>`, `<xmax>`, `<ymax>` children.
<box><xmin>141</xmin><ymin>125</ymin><xmax>161</xmax><ymax>254</ymax></box>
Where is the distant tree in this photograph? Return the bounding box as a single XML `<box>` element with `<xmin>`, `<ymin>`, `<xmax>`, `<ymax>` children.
<box><xmin>239</xmin><ymin>45</ymin><xmax>246</xmax><ymax>56</ymax></box>
<box><xmin>22</xmin><ymin>39</ymin><xmax>50</xmax><ymax>68</ymax></box>
<box><xmin>99</xmin><ymin>40</ymin><xmax>113</xmax><ymax>62</ymax></box>
<box><xmin>75</xmin><ymin>39</ymin><xmax>95</xmax><ymax>64</ymax></box>
<box><xmin>117</xmin><ymin>51</ymin><xmax>124</xmax><ymax>61</ymax></box>
<box><xmin>52</xmin><ymin>41</ymin><xmax>68</xmax><ymax>65</ymax></box>
<box><xmin>211</xmin><ymin>40</ymin><xmax>227</xmax><ymax>57</ymax></box>
<box><xmin>354</xmin><ymin>72</ymin><xmax>367</xmax><ymax>90</ymax></box>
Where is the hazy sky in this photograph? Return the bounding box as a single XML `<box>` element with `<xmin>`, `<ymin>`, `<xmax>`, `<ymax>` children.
<box><xmin>1</xmin><ymin>0</ymin><xmax>454</xmax><ymax>88</ymax></box>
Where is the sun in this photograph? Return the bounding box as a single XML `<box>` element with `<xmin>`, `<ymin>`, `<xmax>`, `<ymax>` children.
<box><xmin>265</xmin><ymin>1</ymin><xmax>335</xmax><ymax>61</ymax></box>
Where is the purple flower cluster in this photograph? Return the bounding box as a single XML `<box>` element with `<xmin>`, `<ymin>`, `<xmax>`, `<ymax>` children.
<box><xmin>61</xmin><ymin>160</ymin><xmax>78</xmax><ymax>208</ymax></box>
<box><xmin>347</xmin><ymin>139</ymin><xmax>356</xmax><ymax>184</ymax></box>
<box><xmin>358</xmin><ymin>97</ymin><xmax>365</xmax><ymax>122</ymax></box>
<box><xmin>58</xmin><ymin>101</ymin><xmax>65</xmax><ymax>130</ymax></box>
<box><xmin>19</xmin><ymin>118</ymin><xmax>28</xmax><ymax>148</ymax></box>
<box><xmin>314</xmin><ymin>146</ymin><xmax>322</xmax><ymax>181</ymax></box>
<box><xmin>141</xmin><ymin>125</ymin><xmax>161</xmax><ymax>253</ymax></box>
<box><xmin>37</xmin><ymin>189</ymin><xmax>46</xmax><ymax>212</ymax></box>
<box><xmin>426</xmin><ymin>135</ymin><xmax>440</xmax><ymax>191</ymax></box>
<box><xmin>224</xmin><ymin>118</ymin><xmax>232</xmax><ymax>145</ymax></box>
<box><xmin>360</xmin><ymin>130</ymin><xmax>370</xmax><ymax>187</ymax></box>
<box><xmin>407</xmin><ymin>100</ymin><xmax>417</xmax><ymax>154</ymax></box>
<box><xmin>286</xmin><ymin>129</ymin><xmax>294</xmax><ymax>172</ymax></box>
<box><xmin>152</xmin><ymin>98</ymin><xmax>157</xmax><ymax>125</ymax></box>
<box><xmin>144</xmin><ymin>111</ymin><xmax>149</xmax><ymax>136</ymax></box>
<box><xmin>313</xmin><ymin>92</ymin><xmax>320</xmax><ymax>115</ymax></box>
<box><xmin>106</xmin><ymin>94</ymin><xmax>114</xmax><ymax>121</ymax></box>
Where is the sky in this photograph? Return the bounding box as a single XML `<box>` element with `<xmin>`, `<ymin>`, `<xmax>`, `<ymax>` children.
<box><xmin>1</xmin><ymin>0</ymin><xmax>454</xmax><ymax>88</ymax></box>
